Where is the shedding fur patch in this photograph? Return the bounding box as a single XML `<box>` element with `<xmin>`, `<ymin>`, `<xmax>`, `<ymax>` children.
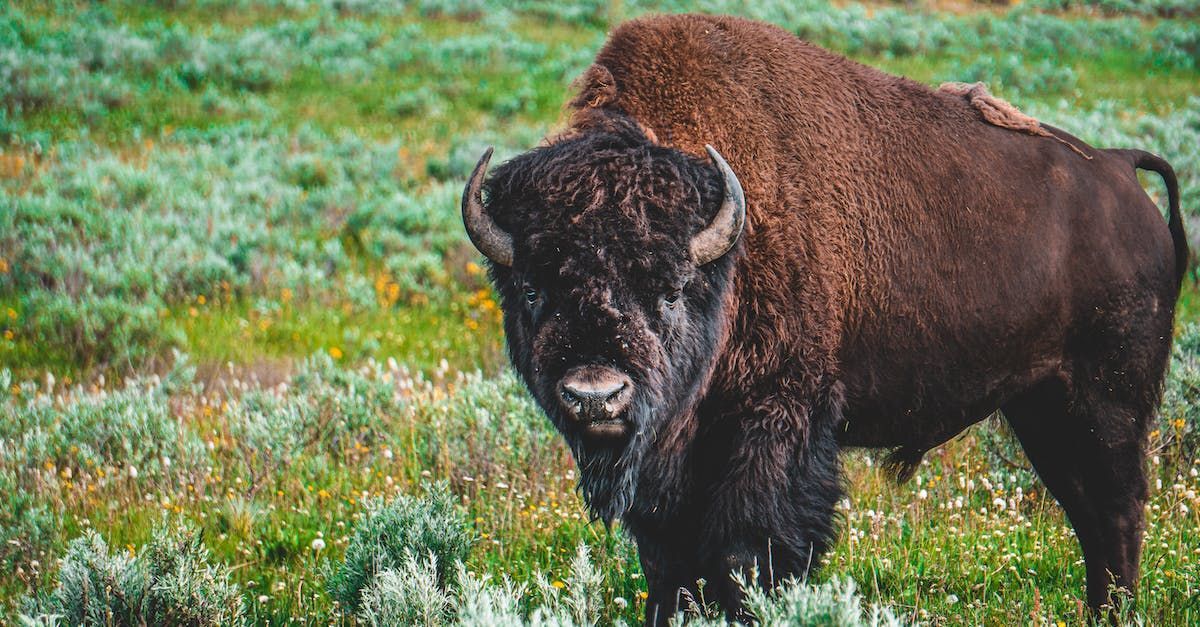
<box><xmin>938</xmin><ymin>82</ymin><xmax>1092</xmax><ymax>160</ymax></box>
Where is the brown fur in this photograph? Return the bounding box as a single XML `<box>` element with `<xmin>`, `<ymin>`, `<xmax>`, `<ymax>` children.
<box><xmin>485</xmin><ymin>14</ymin><xmax>1185</xmax><ymax>623</ymax></box>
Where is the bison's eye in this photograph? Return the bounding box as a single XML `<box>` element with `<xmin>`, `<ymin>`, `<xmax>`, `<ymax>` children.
<box><xmin>523</xmin><ymin>286</ymin><xmax>540</xmax><ymax>306</ymax></box>
<box><xmin>663</xmin><ymin>290</ymin><xmax>682</xmax><ymax>309</ymax></box>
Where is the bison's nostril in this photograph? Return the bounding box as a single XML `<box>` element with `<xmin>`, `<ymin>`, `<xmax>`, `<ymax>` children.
<box><xmin>562</xmin><ymin>381</ymin><xmax>625</xmax><ymax>403</ymax></box>
<box><xmin>558</xmin><ymin>367</ymin><xmax>633</xmax><ymax>422</ymax></box>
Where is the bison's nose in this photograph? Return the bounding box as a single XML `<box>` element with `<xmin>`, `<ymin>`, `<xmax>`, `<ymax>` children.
<box><xmin>558</xmin><ymin>367</ymin><xmax>633</xmax><ymax>424</ymax></box>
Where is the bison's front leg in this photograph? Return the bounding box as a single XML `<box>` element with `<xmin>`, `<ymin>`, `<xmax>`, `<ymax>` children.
<box><xmin>624</xmin><ymin>516</ymin><xmax>705</xmax><ymax>624</ymax></box>
<box><xmin>700</xmin><ymin>390</ymin><xmax>844</xmax><ymax>619</ymax></box>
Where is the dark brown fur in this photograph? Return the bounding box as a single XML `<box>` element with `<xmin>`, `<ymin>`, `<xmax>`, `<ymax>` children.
<box><xmin>477</xmin><ymin>14</ymin><xmax>1186</xmax><ymax>624</ymax></box>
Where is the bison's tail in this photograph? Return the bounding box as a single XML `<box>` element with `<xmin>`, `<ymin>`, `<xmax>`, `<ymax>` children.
<box><xmin>1112</xmin><ymin>149</ymin><xmax>1188</xmax><ymax>285</ymax></box>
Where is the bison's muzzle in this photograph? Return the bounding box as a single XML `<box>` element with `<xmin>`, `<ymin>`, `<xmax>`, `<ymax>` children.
<box><xmin>557</xmin><ymin>366</ymin><xmax>634</xmax><ymax>440</ymax></box>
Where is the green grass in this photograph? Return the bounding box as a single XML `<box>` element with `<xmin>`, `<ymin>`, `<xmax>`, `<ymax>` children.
<box><xmin>173</xmin><ymin>292</ymin><xmax>504</xmax><ymax>375</ymax></box>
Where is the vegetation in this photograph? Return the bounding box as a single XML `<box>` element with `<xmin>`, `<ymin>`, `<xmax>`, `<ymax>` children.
<box><xmin>19</xmin><ymin>522</ymin><xmax>245</xmax><ymax>626</ymax></box>
<box><xmin>2</xmin><ymin>0</ymin><xmax>1198</xmax><ymax>624</ymax></box>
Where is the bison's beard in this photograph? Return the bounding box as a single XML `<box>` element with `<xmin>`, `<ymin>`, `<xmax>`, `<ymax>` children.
<box><xmin>569</xmin><ymin>394</ymin><xmax>658</xmax><ymax>524</ymax></box>
<box><xmin>562</xmin><ymin>357</ymin><xmax>685</xmax><ymax>524</ymax></box>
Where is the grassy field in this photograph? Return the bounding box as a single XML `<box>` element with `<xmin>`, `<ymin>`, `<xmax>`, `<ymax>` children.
<box><xmin>2</xmin><ymin>0</ymin><xmax>1199</xmax><ymax>624</ymax></box>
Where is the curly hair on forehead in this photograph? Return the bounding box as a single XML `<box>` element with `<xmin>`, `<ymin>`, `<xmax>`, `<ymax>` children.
<box><xmin>482</xmin><ymin>111</ymin><xmax>724</xmax><ymax>243</ymax></box>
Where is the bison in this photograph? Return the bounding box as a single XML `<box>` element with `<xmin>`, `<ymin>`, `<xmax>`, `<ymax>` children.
<box><xmin>460</xmin><ymin>13</ymin><xmax>1187</xmax><ymax>624</ymax></box>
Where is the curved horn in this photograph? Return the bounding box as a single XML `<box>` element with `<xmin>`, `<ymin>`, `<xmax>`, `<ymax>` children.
<box><xmin>690</xmin><ymin>144</ymin><xmax>746</xmax><ymax>265</ymax></box>
<box><xmin>461</xmin><ymin>146</ymin><xmax>514</xmax><ymax>266</ymax></box>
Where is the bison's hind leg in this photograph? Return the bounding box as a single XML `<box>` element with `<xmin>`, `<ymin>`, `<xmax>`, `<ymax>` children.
<box><xmin>1002</xmin><ymin>341</ymin><xmax>1165</xmax><ymax>614</ymax></box>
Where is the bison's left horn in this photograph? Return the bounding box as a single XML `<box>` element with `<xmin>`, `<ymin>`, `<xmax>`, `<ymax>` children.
<box><xmin>690</xmin><ymin>145</ymin><xmax>746</xmax><ymax>265</ymax></box>
<box><xmin>461</xmin><ymin>146</ymin><xmax>514</xmax><ymax>266</ymax></box>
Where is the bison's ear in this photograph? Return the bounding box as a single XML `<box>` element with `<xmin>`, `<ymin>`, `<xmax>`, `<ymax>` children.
<box><xmin>461</xmin><ymin>147</ymin><xmax>514</xmax><ymax>266</ymax></box>
<box><xmin>690</xmin><ymin>145</ymin><xmax>746</xmax><ymax>265</ymax></box>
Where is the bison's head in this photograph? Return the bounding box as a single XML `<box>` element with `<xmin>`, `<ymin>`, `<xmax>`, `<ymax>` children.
<box><xmin>461</xmin><ymin>124</ymin><xmax>744</xmax><ymax>522</ymax></box>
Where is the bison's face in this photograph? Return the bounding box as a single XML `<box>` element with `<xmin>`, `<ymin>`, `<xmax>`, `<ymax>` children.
<box><xmin>461</xmin><ymin>129</ymin><xmax>744</xmax><ymax>521</ymax></box>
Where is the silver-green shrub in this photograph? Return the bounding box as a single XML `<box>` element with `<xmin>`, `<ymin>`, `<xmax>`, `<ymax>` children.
<box><xmin>531</xmin><ymin>544</ymin><xmax>606</xmax><ymax>625</ymax></box>
<box><xmin>452</xmin><ymin>567</ymin><xmax>536</xmax><ymax>627</ymax></box>
<box><xmin>680</xmin><ymin>576</ymin><xmax>903</xmax><ymax>627</ymax></box>
<box><xmin>226</xmin><ymin>353</ymin><xmax>404</xmax><ymax>487</ymax></box>
<box><xmin>352</xmin><ymin>538</ymin><xmax>904</xmax><ymax>627</ymax></box>
<box><xmin>2</xmin><ymin>124</ymin><xmax>462</xmax><ymax>366</ymax></box>
<box><xmin>357</xmin><ymin>553</ymin><xmax>455</xmax><ymax>626</ymax></box>
<box><xmin>946</xmin><ymin>55</ymin><xmax>1077</xmax><ymax>96</ymax></box>
<box><xmin>1029</xmin><ymin>0</ymin><xmax>1198</xmax><ymax>19</ymax></box>
<box><xmin>0</xmin><ymin>360</ymin><xmax>203</xmax><ymax>473</ymax></box>
<box><xmin>355</xmin><ymin>543</ymin><xmax>605</xmax><ymax>626</ymax></box>
<box><xmin>20</xmin><ymin>523</ymin><xmax>244</xmax><ymax>627</ymax></box>
<box><xmin>327</xmin><ymin>482</ymin><xmax>473</xmax><ymax>613</ymax></box>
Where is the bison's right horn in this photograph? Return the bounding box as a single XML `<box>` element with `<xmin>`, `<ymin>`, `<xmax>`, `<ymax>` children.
<box><xmin>461</xmin><ymin>146</ymin><xmax>514</xmax><ymax>266</ymax></box>
<box><xmin>690</xmin><ymin>145</ymin><xmax>746</xmax><ymax>265</ymax></box>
